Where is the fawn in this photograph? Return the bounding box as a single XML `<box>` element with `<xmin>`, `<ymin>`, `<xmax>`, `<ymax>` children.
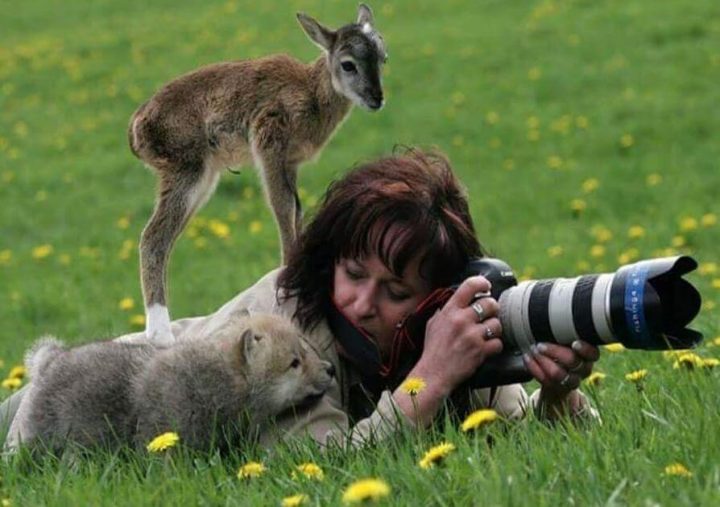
<box><xmin>128</xmin><ymin>4</ymin><xmax>387</xmax><ymax>344</ymax></box>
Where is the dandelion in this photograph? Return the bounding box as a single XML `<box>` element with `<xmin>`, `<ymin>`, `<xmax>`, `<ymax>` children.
<box><xmin>679</xmin><ymin>217</ymin><xmax>698</xmax><ymax>232</ymax></box>
<box><xmin>712</xmin><ymin>279</ymin><xmax>720</xmax><ymax>289</ymax></box>
<box><xmin>419</xmin><ymin>442</ymin><xmax>456</xmax><ymax>469</ymax></box>
<box><xmin>546</xmin><ymin>155</ymin><xmax>563</xmax><ymax>169</ymax></box>
<box><xmin>130</xmin><ymin>314</ymin><xmax>146</xmax><ymax>327</ymax></box>
<box><xmin>2</xmin><ymin>378</ymin><xmax>22</xmax><ymax>390</ymax></box>
<box><xmin>0</xmin><ymin>249</ymin><xmax>11</xmax><ymax>266</ymax></box>
<box><xmin>293</xmin><ymin>463</ymin><xmax>324</xmax><ymax>481</ymax></box>
<box><xmin>671</xmin><ymin>236</ymin><xmax>686</xmax><ymax>248</ymax></box>
<box><xmin>591</xmin><ymin>225</ymin><xmax>613</xmax><ymax>243</ymax></box>
<box><xmin>1</xmin><ymin>498</ymin><xmax>11</xmax><ymax>507</ymax></box>
<box><xmin>627</xmin><ymin>226</ymin><xmax>645</xmax><ymax>239</ymax></box>
<box><xmin>701</xmin><ymin>213</ymin><xmax>717</xmax><ymax>227</ymax></box>
<box><xmin>32</xmin><ymin>244</ymin><xmax>53</xmax><ymax>260</ymax></box>
<box><xmin>619</xmin><ymin>134</ymin><xmax>634</xmax><ymax>148</ymax></box>
<box><xmin>604</xmin><ymin>343</ymin><xmax>625</xmax><ymax>352</ymax></box>
<box><xmin>582</xmin><ymin>178</ymin><xmax>599</xmax><ymax>193</ymax></box>
<box><xmin>485</xmin><ymin>111</ymin><xmax>500</xmax><ymax>125</ymax></box>
<box><xmin>194</xmin><ymin>237</ymin><xmax>208</xmax><ymax>249</ymax></box>
<box><xmin>8</xmin><ymin>365</ymin><xmax>26</xmax><ymax>380</ymax></box>
<box><xmin>576</xmin><ymin>116</ymin><xmax>589</xmax><ymax>129</ymax></box>
<box><xmin>342</xmin><ymin>478</ymin><xmax>390</xmax><ymax>504</ymax></box>
<box><xmin>116</xmin><ymin>216</ymin><xmax>130</xmax><ymax>229</ymax></box>
<box><xmin>698</xmin><ymin>262</ymin><xmax>717</xmax><ymax>276</ymax></box>
<box><xmin>147</xmin><ymin>431</ymin><xmax>180</xmax><ymax>452</ymax></box>
<box><xmin>625</xmin><ymin>369</ymin><xmax>648</xmax><ymax>383</ymax></box>
<box><xmin>461</xmin><ymin>408</ymin><xmax>498</xmax><ymax>432</ymax></box>
<box><xmin>238</xmin><ymin>461</ymin><xmax>266</xmax><ymax>479</ymax></box>
<box><xmin>663</xmin><ymin>463</ymin><xmax>692</xmax><ymax>478</ymax></box>
<box><xmin>712</xmin><ymin>336</ymin><xmax>720</xmax><ymax>347</ymax></box>
<box><xmin>590</xmin><ymin>245</ymin><xmax>605</xmax><ymax>258</ymax></box>
<box><xmin>282</xmin><ymin>494</ymin><xmax>308</xmax><ymax>507</ymax></box>
<box><xmin>208</xmin><ymin>219</ymin><xmax>230</xmax><ymax>239</ymax></box>
<box><xmin>547</xmin><ymin>245</ymin><xmax>563</xmax><ymax>258</ymax></box>
<box><xmin>401</xmin><ymin>377</ymin><xmax>426</xmax><ymax>396</ymax></box>
<box><xmin>250</xmin><ymin>220</ymin><xmax>263</xmax><ymax>234</ymax></box>
<box><xmin>701</xmin><ymin>358</ymin><xmax>719</xmax><ymax>368</ymax></box>
<box><xmin>584</xmin><ymin>372</ymin><xmax>606</xmax><ymax>386</ymax></box>
<box><xmin>646</xmin><ymin>173</ymin><xmax>662</xmax><ymax>186</ymax></box>
<box><xmin>450</xmin><ymin>91</ymin><xmax>465</xmax><ymax>106</ymax></box>
<box><xmin>528</xmin><ymin>67</ymin><xmax>542</xmax><ymax>80</ymax></box>
<box><xmin>118</xmin><ymin>297</ymin><xmax>135</xmax><ymax>311</ymax></box>
<box><xmin>618</xmin><ymin>248</ymin><xmax>639</xmax><ymax>264</ymax></box>
<box><xmin>570</xmin><ymin>199</ymin><xmax>586</xmax><ymax>214</ymax></box>
<box><xmin>662</xmin><ymin>350</ymin><xmax>690</xmax><ymax>360</ymax></box>
<box><xmin>526</xmin><ymin>116</ymin><xmax>540</xmax><ymax>129</ymax></box>
<box><xmin>672</xmin><ymin>353</ymin><xmax>704</xmax><ymax>370</ymax></box>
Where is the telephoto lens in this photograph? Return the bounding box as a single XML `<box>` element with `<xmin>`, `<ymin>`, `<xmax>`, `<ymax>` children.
<box><xmin>463</xmin><ymin>256</ymin><xmax>703</xmax><ymax>388</ymax></box>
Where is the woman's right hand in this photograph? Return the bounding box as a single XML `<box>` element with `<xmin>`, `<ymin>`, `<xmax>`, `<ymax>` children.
<box><xmin>413</xmin><ymin>275</ymin><xmax>504</xmax><ymax>395</ymax></box>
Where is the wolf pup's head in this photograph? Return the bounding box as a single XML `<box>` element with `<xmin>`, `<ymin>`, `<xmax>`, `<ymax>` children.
<box><xmin>232</xmin><ymin>313</ymin><xmax>335</xmax><ymax>415</ymax></box>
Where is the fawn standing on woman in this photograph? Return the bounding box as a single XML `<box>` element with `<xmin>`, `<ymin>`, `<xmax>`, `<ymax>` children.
<box><xmin>128</xmin><ymin>4</ymin><xmax>388</xmax><ymax>344</ymax></box>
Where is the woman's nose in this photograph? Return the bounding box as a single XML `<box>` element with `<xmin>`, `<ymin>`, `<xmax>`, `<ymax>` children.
<box><xmin>352</xmin><ymin>287</ymin><xmax>376</xmax><ymax>317</ymax></box>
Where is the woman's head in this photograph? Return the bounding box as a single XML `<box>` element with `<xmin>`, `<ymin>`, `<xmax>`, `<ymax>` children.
<box><xmin>279</xmin><ymin>148</ymin><xmax>484</xmax><ymax>332</ymax></box>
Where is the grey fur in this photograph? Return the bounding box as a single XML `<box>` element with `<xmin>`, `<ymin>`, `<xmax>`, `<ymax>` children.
<box><xmin>11</xmin><ymin>314</ymin><xmax>334</xmax><ymax>455</ymax></box>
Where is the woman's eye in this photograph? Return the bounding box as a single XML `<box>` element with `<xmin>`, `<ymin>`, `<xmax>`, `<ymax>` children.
<box><xmin>341</xmin><ymin>61</ymin><xmax>357</xmax><ymax>73</ymax></box>
<box><xmin>345</xmin><ymin>267</ymin><xmax>363</xmax><ymax>280</ymax></box>
<box><xmin>388</xmin><ymin>289</ymin><xmax>410</xmax><ymax>301</ymax></box>
<box><xmin>290</xmin><ymin>358</ymin><xmax>301</xmax><ymax>369</ymax></box>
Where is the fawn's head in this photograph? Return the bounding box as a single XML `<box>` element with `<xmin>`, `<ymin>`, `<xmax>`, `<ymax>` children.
<box><xmin>297</xmin><ymin>4</ymin><xmax>387</xmax><ymax>111</ymax></box>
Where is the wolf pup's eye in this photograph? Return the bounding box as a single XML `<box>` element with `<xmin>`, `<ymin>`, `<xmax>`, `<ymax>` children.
<box><xmin>290</xmin><ymin>358</ymin><xmax>301</xmax><ymax>369</ymax></box>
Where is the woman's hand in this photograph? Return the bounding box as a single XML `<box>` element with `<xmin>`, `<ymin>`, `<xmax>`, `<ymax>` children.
<box><xmin>523</xmin><ymin>340</ymin><xmax>601</xmax><ymax>416</ymax></box>
<box><xmin>412</xmin><ymin>275</ymin><xmax>504</xmax><ymax>396</ymax></box>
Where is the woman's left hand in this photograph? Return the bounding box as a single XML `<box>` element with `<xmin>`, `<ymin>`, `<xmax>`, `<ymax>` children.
<box><xmin>523</xmin><ymin>340</ymin><xmax>600</xmax><ymax>400</ymax></box>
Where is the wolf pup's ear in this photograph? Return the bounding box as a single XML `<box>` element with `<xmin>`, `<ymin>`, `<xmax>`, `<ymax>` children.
<box><xmin>241</xmin><ymin>328</ymin><xmax>263</xmax><ymax>361</ymax></box>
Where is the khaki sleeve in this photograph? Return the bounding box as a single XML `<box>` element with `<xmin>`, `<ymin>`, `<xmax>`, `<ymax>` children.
<box><xmin>468</xmin><ymin>384</ymin><xmax>530</xmax><ymax>420</ymax></box>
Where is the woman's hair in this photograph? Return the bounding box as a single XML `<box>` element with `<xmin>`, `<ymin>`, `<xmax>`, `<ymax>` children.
<box><xmin>278</xmin><ymin>147</ymin><xmax>484</xmax><ymax>331</ymax></box>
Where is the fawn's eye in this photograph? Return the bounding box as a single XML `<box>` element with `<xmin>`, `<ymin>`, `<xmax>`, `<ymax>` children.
<box><xmin>290</xmin><ymin>358</ymin><xmax>301</xmax><ymax>369</ymax></box>
<box><xmin>341</xmin><ymin>61</ymin><xmax>357</xmax><ymax>73</ymax></box>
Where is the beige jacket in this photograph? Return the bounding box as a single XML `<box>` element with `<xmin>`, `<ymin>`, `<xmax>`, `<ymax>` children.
<box><xmin>115</xmin><ymin>268</ymin><xmax>536</xmax><ymax>448</ymax></box>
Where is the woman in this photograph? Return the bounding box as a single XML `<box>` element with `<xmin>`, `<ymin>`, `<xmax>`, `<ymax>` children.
<box><xmin>1</xmin><ymin>148</ymin><xmax>599</xmax><ymax>449</ymax></box>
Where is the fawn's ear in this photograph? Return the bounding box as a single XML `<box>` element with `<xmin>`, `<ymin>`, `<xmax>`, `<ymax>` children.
<box><xmin>357</xmin><ymin>3</ymin><xmax>374</xmax><ymax>26</ymax></box>
<box><xmin>241</xmin><ymin>328</ymin><xmax>263</xmax><ymax>361</ymax></box>
<box><xmin>297</xmin><ymin>12</ymin><xmax>336</xmax><ymax>51</ymax></box>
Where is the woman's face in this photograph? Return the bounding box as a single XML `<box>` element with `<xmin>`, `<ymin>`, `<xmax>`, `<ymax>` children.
<box><xmin>332</xmin><ymin>254</ymin><xmax>432</xmax><ymax>358</ymax></box>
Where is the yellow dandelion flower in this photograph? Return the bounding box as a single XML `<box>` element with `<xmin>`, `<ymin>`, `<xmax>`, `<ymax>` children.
<box><xmin>576</xmin><ymin>260</ymin><xmax>591</xmax><ymax>271</ymax></box>
<box><xmin>238</xmin><ymin>461</ymin><xmax>266</xmax><ymax>479</ymax></box>
<box><xmin>604</xmin><ymin>343</ymin><xmax>625</xmax><ymax>352</ymax></box>
<box><xmin>627</xmin><ymin>226</ymin><xmax>645</xmax><ymax>239</ymax></box>
<box><xmin>2</xmin><ymin>378</ymin><xmax>22</xmax><ymax>390</ymax></box>
<box><xmin>663</xmin><ymin>463</ymin><xmax>692</xmax><ymax>477</ymax></box>
<box><xmin>294</xmin><ymin>463</ymin><xmax>324</xmax><ymax>481</ymax></box>
<box><xmin>32</xmin><ymin>244</ymin><xmax>53</xmax><ymax>260</ymax></box>
<box><xmin>282</xmin><ymin>494</ymin><xmax>308</xmax><ymax>507</ymax></box>
<box><xmin>419</xmin><ymin>442</ymin><xmax>456</xmax><ymax>469</ymax></box>
<box><xmin>8</xmin><ymin>365</ymin><xmax>26</xmax><ymax>380</ymax></box>
<box><xmin>452</xmin><ymin>135</ymin><xmax>464</xmax><ymax>147</ymax></box>
<box><xmin>450</xmin><ymin>91</ymin><xmax>465</xmax><ymax>106</ymax></box>
<box><xmin>671</xmin><ymin>236</ymin><xmax>686</xmax><ymax>248</ymax></box>
<box><xmin>584</xmin><ymin>372</ymin><xmax>606</xmax><ymax>386</ymax></box>
<box><xmin>590</xmin><ymin>245</ymin><xmax>605</xmax><ymax>258</ymax></box>
<box><xmin>1</xmin><ymin>498</ymin><xmax>10</xmax><ymax>507</ymax></box>
<box><xmin>712</xmin><ymin>279</ymin><xmax>720</xmax><ymax>289</ymax></box>
<box><xmin>59</xmin><ymin>254</ymin><xmax>71</xmax><ymax>266</ymax></box>
<box><xmin>208</xmin><ymin>219</ymin><xmax>230</xmax><ymax>239</ymax></box>
<box><xmin>698</xmin><ymin>262</ymin><xmax>717</xmax><ymax>276</ymax></box>
<box><xmin>401</xmin><ymin>377</ymin><xmax>426</xmax><ymax>396</ymax></box>
<box><xmin>625</xmin><ymin>369</ymin><xmax>648</xmax><ymax>383</ymax></box>
<box><xmin>116</xmin><ymin>216</ymin><xmax>130</xmax><ymax>229</ymax></box>
<box><xmin>194</xmin><ymin>237</ymin><xmax>208</xmax><ymax>249</ymax></box>
<box><xmin>503</xmin><ymin>159</ymin><xmax>515</xmax><ymax>171</ymax></box>
<box><xmin>679</xmin><ymin>217</ymin><xmax>698</xmax><ymax>232</ymax></box>
<box><xmin>118</xmin><ymin>297</ymin><xmax>135</xmax><ymax>311</ymax></box>
<box><xmin>528</xmin><ymin>67</ymin><xmax>542</xmax><ymax>80</ymax></box>
<box><xmin>672</xmin><ymin>353</ymin><xmax>704</xmax><ymax>370</ymax></box>
<box><xmin>582</xmin><ymin>178</ymin><xmax>599</xmax><ymax>193</ymax></box>
<box><xmin>250</xmin><ymin>220</ymin><xmax>263</xmax><ymax>234</ymax></box>
<box><xmin>576</xmin><ymin>116</ymin><xmax>589</xmax><ymax>129</ymax></box>
<box><xmin>526</xmin><ymin>116</ymin><xmax>540</xmax><ymax>129</ymax></box>
<box><xmin>701</xmin><ymin>213</ymin><xmax>717</xmax><ymax>227</ymax></box>
<box><xmin>147</xmin><ymin>431</ymin><xmax>180</xmax><ymax>452</ymax></box>
<box><xmin>662</xmin><ymin>350</ymin><xmax>690</xmax><ymax>360</ymax></box>
<box><xmin>570</xmin><ymin>199</ymin><xmax>586</xmax><ymax>214</ymax></box>
<box><xmin>461</xmin><ymin>408</ymin><xmax>499</xmax><ymax>432</ymax></box>
<box><xmin>342</xmin><ymin>478</ymin><xmax>390</xmax><ymax>504</ymax></box>
<box><xmin>0</xmin><ymin>249</ymin><xmax>12</xmax><ymax>265</ymax></box>
<box><xmin>620</xmin><ymin>134</ymin><xmax>634</xmax><ymax>148</ymax></box>
<box><xmin>712</xmin><ymin>336</ymin><xmax>720</xmax><ymax>347</ymax></box>
<box><xmin>129</xmin><ymin>314</ymin><xmax>146</xmax><ymax>327</ymax></box>
<box><xmin>485</xmin><ymin>111</ymin><xmax>500</xmax><ymax>125</ymax></box>
<box><xmin>547</xmin><ymin>245</ymin><xmax>563</xmax><ymax>258</ymax></box>
<box><xmin>547</xmin><ymin>155</ymin><xmax>563</xmax><ymax>169</ymax></box>
<box><xmin>618</xmin><ymin>248</ymin><xmax>639</xmax><ymax>264</ymax></box>
<box><xmin>646</xmin><ymin>173</ymin><xmax>662</xmax><ymax>186</ymax></box>
<box><xmin>704</xmin><ymin>301</ymin><xmax>717</xmax><ymax>311</ymax></box>
<box><xmin>591</xmin><ymin>225</ymin><xmax>613</xmax><ymax>243</ymax></box>
<box><xmin>701</xmin><ymin>358</ymin><xmax>719</xmax><ymax>368</ymax></box>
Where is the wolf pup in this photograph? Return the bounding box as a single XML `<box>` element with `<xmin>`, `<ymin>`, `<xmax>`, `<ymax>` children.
<box><xmin>5</xmin><ymin>313</ymin><xmax>334</xmax><ymax>455</ymax></box>
<box><xmin>128</xmin><ymin>4</ymin><xmax>388</xmax><ymax>345</ymax></box>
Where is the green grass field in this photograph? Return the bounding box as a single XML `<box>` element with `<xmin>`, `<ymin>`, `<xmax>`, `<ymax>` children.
<box><xmin>1</xmin><ymin>0</ymin><xmax>719</xmax><ymax>504</ymax></box>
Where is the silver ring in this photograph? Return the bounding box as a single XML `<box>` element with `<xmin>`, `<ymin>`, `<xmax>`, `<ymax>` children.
<box><xmin>470</xmin><ymin>302</ymin><xmax>487</xmax><ymax>322</ymax></box>
<box><xmin>560</xmin><ymin>374</ymin><xmax>573</xmax><ymax>388</ymax></box>
<box><xmin>484</xmin><ymin>327</ymin><xmax>494</xmax><ymax>339</ymax></box>
<box><xmin>569</xmin><ymin>360</ymin><xmax>584</xmax><ymax>373</ymax></box>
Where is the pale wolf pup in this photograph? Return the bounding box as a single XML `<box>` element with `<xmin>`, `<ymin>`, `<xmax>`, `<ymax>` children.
<box><xmin>6</xmin><ymin>313</ymin><xmax>334</xmax><ymax>454</ymax></box>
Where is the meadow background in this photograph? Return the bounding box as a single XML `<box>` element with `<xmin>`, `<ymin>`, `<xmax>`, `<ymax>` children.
<box><xmin>1</xmin><ymin>0</ymin><xmax>719</xmax><ymax>504</ymax></box>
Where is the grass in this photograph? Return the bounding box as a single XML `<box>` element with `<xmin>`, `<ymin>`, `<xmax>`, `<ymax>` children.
<box><xmin>1</xmin><ymin>0</ymin><xmax>719</xmax><ymax>504</ymax></box>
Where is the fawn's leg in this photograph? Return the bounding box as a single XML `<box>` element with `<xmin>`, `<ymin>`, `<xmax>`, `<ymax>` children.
<box><xmin>251</xmin><ymin>117</ymin><xmax>301</xmax><ymax>264</ymax></box>
<box><xmin>140</xmin><ymin>165</ymin><xmax>220</xmax><ymax>344</ymax></box>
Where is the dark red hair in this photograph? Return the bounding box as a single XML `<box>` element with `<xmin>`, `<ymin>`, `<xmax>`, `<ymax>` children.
<box><xmin>278</xmin><ymin>148</ymin><xmax>484</xmax><ymax>331</ymax></box>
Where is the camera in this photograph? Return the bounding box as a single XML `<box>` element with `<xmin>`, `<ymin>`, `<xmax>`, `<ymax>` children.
<box><xmin>460</xmin><ymin>255</ymin><xmax>703</xmax><ymax>387</ymax></box>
